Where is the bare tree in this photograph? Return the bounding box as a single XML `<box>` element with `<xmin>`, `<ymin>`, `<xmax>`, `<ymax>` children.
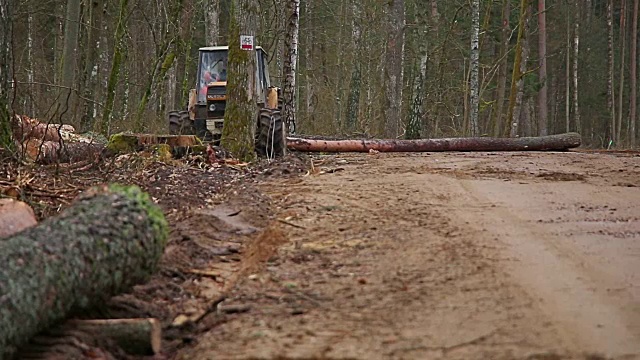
<box><xmin>205</xmin><ymin>0</ymin><xmax>221</xmax><ymax>45</ymax></box>
<box><xmin>493</xmin><ymin>0</ymin><xmax>510</xmax><ymax>137</ymax></box>
<box><xmin>630</xmin><ymin>0</ymin><xmax>638</xmax><ymax>147</ymax></box>
<box><xmin>384</xmin><ymin>0</ymin><xmax>406</xmax><ymax>138</ymax></box>
<box><xmin>607</xmin><ymin>0</ymin><xmax>616</xmax><ymax>143</ymax></box>
<box><xmin>346</xmin><ymin>0</ymin><xmax>363</xmax><ymax>132</ymax></box>
<box><xmin>469</xmin><ymin>0</ymin><xmax>480</xmax><ymax>137</ymax></box>
<box><xmin>58</xmin><ymin>0</ymin><xmax>82</xmax><ymax>124</ymax></box>
<box><xmin>573</xmin><ymin>0</ymin><xmax>581</xmax><ymax>135</ymax></box>
<box><xmin>0</xmin><ymin>0</ymin><xmax>12</xmax><ymax>150</ymax></box>
<box><xmin>617</xmin><ymin>0</ymin><xmax>627</xmax><ymax>143</ymax></box>
<box><xmin>537</xmin><ymin>0</ymin><xmax>548</xmax><ymax>136</ymax></box>
<box><xmin>283</xmin><ymin>0</ymin><xmax>300</xmax><ymax>134</ymax></box>
<box><xmin>505</xmin><ymin>0</ymin><xmax>530</xmax><ymax>137</ymax></box>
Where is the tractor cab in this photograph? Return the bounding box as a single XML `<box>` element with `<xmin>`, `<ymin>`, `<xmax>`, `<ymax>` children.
<box><xmin>191</xmin><ymin>46</ymin><xmax>272</xmax><ymax>141</ymax></box>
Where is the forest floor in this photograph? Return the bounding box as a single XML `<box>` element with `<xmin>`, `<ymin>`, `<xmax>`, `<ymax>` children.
<box><xmin>2</xmin><ymin>149</ymin><xmax>640</xmax><ymax>359</ymax></box>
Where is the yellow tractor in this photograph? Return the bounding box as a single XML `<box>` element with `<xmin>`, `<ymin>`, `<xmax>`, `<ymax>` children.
<box><xmin>168</xmin><ymin>45</ymin><xmax>289</xmax><ymax>156</ymax></box>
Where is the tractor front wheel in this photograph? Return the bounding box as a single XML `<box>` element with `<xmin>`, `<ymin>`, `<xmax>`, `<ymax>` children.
<box><xmin>168</xmin><ymin>110</ymin><xmax>194</xmax><ymax>135</ymax></box>
<box><xmin>255</xmin><ymin>108</ymin><xmax>286</xmax><ymax>158</ymax></box>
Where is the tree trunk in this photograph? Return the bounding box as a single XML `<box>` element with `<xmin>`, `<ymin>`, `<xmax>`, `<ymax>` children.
<box><xmin>287</xmin><ymin>132</ymin><xmax>582</xmax><ymax>152</ymax></box>
<box><xmin>384</xmin><ymin>0</ymin><xmax>406</xmax><ymax>138</ymax></box>
<box><xmin>566</xmin><ymin>10</ymin><xmax>571</xmax><ymax>132</ymax></box>
<box><xmin>469</xmin><ymin>0</ymin><xmax>480</xmax><ymax>137</ymax></box>
<box><xmin>0</xmin><ymin>185</ymin><xmax>168</xmax><ymax>358</ymax></box>
<box><xmin>505</xmin><ymin>0</ymin><xmax>529</xmax><ymax>137</ymax></box>
<box><xmin>221</xmin><ymin>0</ymin><xmax>259</xmax><ymax>162</ymax></box>
<box><xmin>97</xmin><ymin>0</ymin><xmax>129</xmax><ymax>135</ymax></box>
<box><xmin>537</xmin><ymin>0</ymin><xmax>548</xmax><ymax>136</ymax></box>
<box><xmin>607</xmin><ymin>0</ymin><xmax>616</xmax><ymax>144</ymax></box>
<box><xmin>493</xmin><ymin>0</ymin><xmax>510</xmax><ymax>137</ymax></box>
<box><xmin>205</xmin><ymin>0</ymin><xmax>221</xmax><ymax>45</ymax></box>
<box><xmin>573</xmin><ymin>0</ymin><xmax>581</xmax><ymax>135</ymax></box>
<box><xmin>618</xmin><ymin>0</ymin><xmax>627</xmax><ymax>144</ymax></box>
<box><xmin>58</xmin><ymin>0</ymin><xmax>82</xmax><ymax>125</ymax></box>
<box><xmin>0</xmin><ymin>0</ymin><xmax>12</xmax><ymax>152</ymax></box>
<box><xmin>630</xmin><ymin>0</ymin><xmax>638</xmax><ymax>147</ymax></box>
<box><xmin>283</xmin><ymin>0</ymin><xmax>300</xmax><ymax>135</ymax></box>
<box><xmin>346</xmin><ymin>0</ymin><xmax>363</xmax><ymax>133</ymax></box>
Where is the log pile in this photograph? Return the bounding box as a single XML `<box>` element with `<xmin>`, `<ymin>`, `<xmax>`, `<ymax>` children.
<box><xmin>0</xmin><ymin>185</ymin><xmax>168</xmax><ymax>358</ymax></box>
<box><xmin>13</xmin><ymin>114</ymin><xmax>105</xmax><ymax>163</ymax></box>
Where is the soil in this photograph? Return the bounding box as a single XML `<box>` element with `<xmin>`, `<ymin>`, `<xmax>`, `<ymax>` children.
<box><xmin>2</xmin><ymin>149</ymin><xmax>640</xmax><ymax>359</ymax></box>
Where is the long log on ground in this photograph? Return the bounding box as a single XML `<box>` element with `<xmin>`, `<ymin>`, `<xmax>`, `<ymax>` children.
<box><xmin>0</xmin><ymin>185</ymin><xmax>168</xmax><ymax>358</ymax></box>
<box><xmin>62</xmin><ymin>318</ymin><xmax>161</xmax><ymax>355</ymax></box>
<box><xmin>286</xmin><ymin>132</ymin><xmax>582</xmax><ymax>152</ymax></box>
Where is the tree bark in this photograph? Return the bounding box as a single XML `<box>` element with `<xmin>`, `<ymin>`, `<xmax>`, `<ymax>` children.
<box><xmin>283</xmin><ymin>0</ymin><xmax>300</xmax><ymax>135</ymax></box>
<box><xmin>505</xmin><ymin>0</ymin><xmax>529</xmax><ymax>137</ymax></box>
<box><xmin>607</xmin><ymin>0</ymin><xmax>616</xmax><ymax>144</ymax></box>
<box><xmin>0</xmin><ymin>0</ymin><xmax>12</xmax><ymax>151</ymax></box>
<box><xmin>630</xmin><ymin>0</ymin><xmax>638</xmax><ymax>147</ymax></box>
<box><xmin>58</xmin><ymin>0</ymin><xmax>82</xmax><ymax>125</ymax></box>
<box><xmin>62</xmin><ymin>318</ymin><xmax>161</xmax><ymax>355</ymax></box>
<box><xmin>0</xmin><ymin>199</ymin><xmax>37</xmax><ymax>238</ymax></box>
<box><xmin>205</xmin><ymin>0</ymin><xmax>221</xmax><ymax>45</ymax></box>
<box><xmin>618</xmin><ymin>0</ymin><xmax>627</xmax><ymax>143</ymax></box>
<box><xmin>384</xmin><ymin>0</ymin><xmax>406</xmax><ymax>138</ymax></box>
<box><xmin>221</xmin><ymin>0</ymin><xmax>259</xmax><ymax>162</ymax></box>
<box><xmin>346</xmin><ymin>0</ymin><xmax>363</xmax><ymax>133</ymax></box>
<box><xmin>493</xmin><ymin>0</ymin><xmax>510</xmax><ymax>137</ymax></box>
<box><xmin>97</xmin><ymin>0</ymin><xmax>129</xmax><ymax>135</ymax></box>
<box><xmin>0</xmin><ymin>185</ymin><xmax>168</xmax><ymax>357</ymax></box>
<box><xmin>287</xmin><ymin>133</ymin><xmax>582</xmax><ymax>153</ymax></box>
<box><xmin>469</xmin><ymin>0</ymin><xmax>480</xmax><ymax>137</ymax></box>
<box><xmin>573</xmin><ymin>0</ymin><xmax>581</xmax><ymax>135</ymax></box>
<box><xmin>537</xmin><ymin>0</ymin><xmax>548</xmax><ymax>136</ymax></box>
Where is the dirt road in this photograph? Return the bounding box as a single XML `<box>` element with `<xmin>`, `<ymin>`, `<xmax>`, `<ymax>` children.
<box><xmin>177</xmin><ymin>151</ymin><xmax>640</xmax><ymax>360</ymax></box>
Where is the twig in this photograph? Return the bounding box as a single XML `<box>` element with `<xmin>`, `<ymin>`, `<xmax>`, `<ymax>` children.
<box><xmin>277</xmin><ymin>218</ymin><xmax>306</xmax><ymax>229</ymax></box>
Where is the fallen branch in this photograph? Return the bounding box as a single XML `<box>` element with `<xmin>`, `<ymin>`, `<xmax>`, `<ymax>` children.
<box><xmin>287</xmin><ymin>133</ymin><xmax>582</xmax><ymax>153</ymax></box>
<box><xmin>63</xmin><ymin>318</ymin><xmax>161</xmax><ymax>355</ymax></box>
<box><xmin>0</xmin><ymin>185</ymin><xmax>168</xmax><ymax>357</ymax></box>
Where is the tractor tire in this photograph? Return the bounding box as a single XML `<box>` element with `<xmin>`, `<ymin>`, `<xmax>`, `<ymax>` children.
<box><xmin>255</xmin><ymin>108</ymin><xmax>286</xmax><ymax>158</ymax></box>
<box><xmin>168</xmin><ymin>110</ymin><xmax>194</xmax><ymax>135</ymax></box>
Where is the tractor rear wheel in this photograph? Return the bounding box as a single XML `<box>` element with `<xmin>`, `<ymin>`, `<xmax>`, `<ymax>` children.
<box><xmin>168</xmin><ymin>110</ymin><xmax>194</xmax><ymax>135</ymax></box>
<box><xmin>255</xmin><ymin>108</ymin><xmax>286</xmax><ymax>158</ymax></box>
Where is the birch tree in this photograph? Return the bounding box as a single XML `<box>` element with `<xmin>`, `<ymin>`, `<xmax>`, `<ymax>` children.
<box><xmin>282</xmin><ymin>0</ymin><xmax>300</xmax><ymax>134</ymax></box>
<box><xmin>469</xmin><ymin>0</ymin><xmax>480</xmax><ymax>137</ymax></box>
<box><xmin>573</xmin><ymin>0</ymin><xmax>581</xmax><ymax>134</ymax></box>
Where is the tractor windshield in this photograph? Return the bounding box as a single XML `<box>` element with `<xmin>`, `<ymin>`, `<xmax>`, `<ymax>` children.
<box><xmin>197</xmin><ymin>50</ymin><xmax>228</xmax><ymax>102</ymax></box>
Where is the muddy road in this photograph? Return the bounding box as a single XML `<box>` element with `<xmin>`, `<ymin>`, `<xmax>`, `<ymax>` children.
<box><xmin>177</xmin><ymin>151</ymin><xmax>640</xmax><ymax>360</ymax></box>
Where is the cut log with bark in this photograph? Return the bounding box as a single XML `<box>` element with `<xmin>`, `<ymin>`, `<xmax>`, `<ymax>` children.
<box><xmin>0</xmin><ymin>198</ymin><xmax>37</xmax><ymax>238</ymax></box>
<box><xmin>287</xmin><ymin>133</ymin><xmax>582</xmax><ymax>153</ymax></box>
<box><xmin>0</xmin><ymin>185</ymin><xmax>168</xmax><ymax>358</ymax></box>
<box><xmin>62</xmin><ymin>318</ymin><xmax>161</xmax><ymax>355</ymax></box>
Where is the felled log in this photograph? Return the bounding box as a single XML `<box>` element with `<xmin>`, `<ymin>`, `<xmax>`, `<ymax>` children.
<box><xmin>0</xmin><ymin>198</ymin><xmax>37</xmax><ymax>238</ymax></box>
<box><xmin>62</xmin><ymin>318</ymin><xmax>161</xmax><ymax>355</ymax></box>
<box><xmin>286</xmin><ymin>132</ymin><xmax>582</xmax><ymax>153</ymax></box>
<box><xmin>0</xmin><ymin>185</ymin><xmax>168</xmax><ymax>358</ymax></box>
<box><xmin>19</xmin><ymin>138</ymin><xmax>105</xmax><ymax>164</ymax></box>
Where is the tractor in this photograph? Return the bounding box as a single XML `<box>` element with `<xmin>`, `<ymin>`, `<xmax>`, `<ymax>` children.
<box><xmin>168</xmin><ymin>45</ymin><xmax>290</xmax><ymax>157</ymax></box>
